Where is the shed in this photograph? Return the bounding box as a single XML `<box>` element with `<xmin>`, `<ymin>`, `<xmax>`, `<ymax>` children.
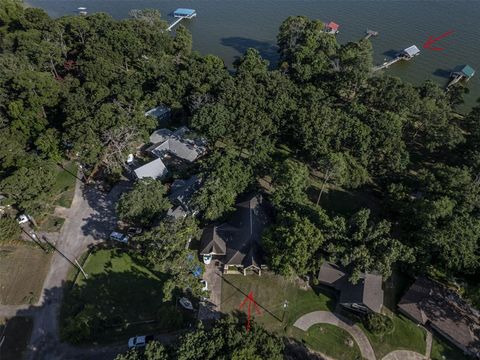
<box><xmin>401</xmin><ymin>45</ymin><xmax>420</xmax><ymax>58</ymax></box>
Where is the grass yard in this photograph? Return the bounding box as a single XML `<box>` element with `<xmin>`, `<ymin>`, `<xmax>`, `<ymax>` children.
<box><xmin>52</xmin><ymin>161</ymin><xmax>78</xmax><ymax>208</ymax></box>
<box><xmin>38</xmin><ymin>215</ymin><xmax>65</xmax><ymax>233</ymax></box>
<box><xmin>0</xmin><ymin>244</ymin><xmax>52</xmax><ymax>305</ymax></box>
<box><xmin>221</xmin><ymin>273</ymin><xmax>335</xmax><ymax>334</ymax></box>
<box><xmin>359</xmin><ymin>314</ymin><xmax>426</xmax><ymax>359</ymax></box>
<box><xmin>289</xmin><ymin>324</ymin><xmax>362</xmax><ymax>360</ymax></box>
<box><xmin>0</xmin><ymin>317</ymin><xmax>33</xmax><ymax>360</ymax></box>
<box><xmin>431</xmin><ymin>336</ymin><xmax>471</xmax><ymax>360</ymax></box>
<box><xmin>61</xmin><ymin>249</ymin><xmax>192</xmax><ymax>344</ymax></box>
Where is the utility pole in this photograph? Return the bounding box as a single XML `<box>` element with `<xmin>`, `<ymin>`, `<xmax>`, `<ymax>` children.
<box><xmin>75</xmin><ymin>258</ymin><xmax>88</xmax><ymax>279</ymax></box>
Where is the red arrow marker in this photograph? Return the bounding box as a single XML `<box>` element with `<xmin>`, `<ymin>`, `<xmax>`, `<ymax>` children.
<box><xmin>423</xmin><ymin>30</ymin><xmax>455</xmax><ymax>51</ymax></box>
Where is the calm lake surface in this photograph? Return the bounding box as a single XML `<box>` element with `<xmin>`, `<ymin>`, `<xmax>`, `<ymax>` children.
<box><xmin>28</xmin><ymin>0</ymin><xmax>480</xmax><ymax>112</ymax></box>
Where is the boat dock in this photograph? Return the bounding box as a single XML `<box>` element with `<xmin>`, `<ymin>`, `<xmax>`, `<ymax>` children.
<box><xmin>364</xmin><ymin>29</ymin><xmax>378</xmax><ymax>40</ymax></box>
<box><xmin>446</xmin><ymin>65</ymin><xmax>475</xmax><ymax>89</ymax></box>
<box><xmin>167</xmin><ymin>8</ymin><xmax>197</xmax><ymax>31</ymax></box>
<box><xmin>373</xmin><ymin>45</ymin><xmax>420</xmax><ymax>72</ymax></box>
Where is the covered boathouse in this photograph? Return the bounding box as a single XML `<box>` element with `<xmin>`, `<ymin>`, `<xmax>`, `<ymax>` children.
<box><xmin>173</xmin><ymin>8</ymin><xmax>197</xmax><ymax>18</ymax></box>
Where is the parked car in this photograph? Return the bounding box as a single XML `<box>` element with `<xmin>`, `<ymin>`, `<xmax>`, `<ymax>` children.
<box><xmin>200</xmin><ymin>279</ymin><xmax>208</xmax><ymax>292</ymax></box>
<box><xmin>128</xmin><ymin>335</ymin><xmax>154</xmax><ymax>349</ymax></box>
<box><xmin>109</xmin><ymin>231</ymin><xmax>129</xmax><ymax>244</ymax></box>
<box><xmin>127</xmin><ymin>227</ymin><xmax>143</xmax><ymax>236</ymax></box>
<box><xmin>203</xmin><ymin>254</ymin><xmax>212</xmax><ymax>265</ymax></box>
<box><xmin>17</xmin><ymin>214</ymin><xmax>29</xmax><ymax>224</ymax></box>
<box><xmin>179</xmin><ymin>297</ymin><xmax>194</xmax><ymax>310</ymax></box>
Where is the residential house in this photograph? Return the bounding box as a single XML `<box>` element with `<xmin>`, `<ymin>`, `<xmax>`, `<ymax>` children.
<box><xmin>318</xmin><ymin>262</ymin><xmax>384</xmax><ymax>314</ymax></box>
<box><xmin>166</xmin><ymin>175</ymin><xmax>202</xmax><ymax>219</ymax></box>
<box><xmin>147</xmin><ymin>127</ymin><xmax>207</xmax><ymax>163</ymax></box>
<box><xmin>199</xmin><ymin>194</ymin><xmax>269</xmax><ymax>275</ymax></box>
<box><xmin>398</xmin><ymin>277</ymin><xmax>480</xmax><ymax>358</ymax></box>
<box><xmin>145</xmin><ymin>105</ymin><xmax>171</xmax><ymax>124</ymax></box>
<box><xmin>133</xmin><ymin>157</ymin><xmax>168</xmax><ymax>180</ymax></box>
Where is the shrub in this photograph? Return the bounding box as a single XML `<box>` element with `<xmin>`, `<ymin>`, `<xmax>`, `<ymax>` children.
<box><xmin>364</xmin><ymin>313</ymin><xmax>394</xmax><ymax>336</ymax></box>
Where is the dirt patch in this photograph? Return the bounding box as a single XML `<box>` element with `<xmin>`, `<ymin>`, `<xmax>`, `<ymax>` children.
<box><xmin>0</xmin><ymin>316</ymin><xmax>33</xmax><ymax>360</ymax></box>
<box><xmin>0</xmin><ymin>244</ymin><xmax>52</xmax><ymax>305</ymax></box>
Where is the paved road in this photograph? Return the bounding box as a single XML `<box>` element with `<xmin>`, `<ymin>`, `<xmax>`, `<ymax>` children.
<box><xmin>293</xmin><ymin>311</ymin><xmax>376</xmax><ymax>360</ymax></box>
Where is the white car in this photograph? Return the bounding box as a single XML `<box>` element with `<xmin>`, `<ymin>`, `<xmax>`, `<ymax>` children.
<box><xmin>128</xmin><ymin>335</ymin><xmax>154</xmax><ymax>349</ymax></box>
<box><xmin>179</xmin><ymin>297</ymin><xmax>194</xmax><ymax>310</ymax></box>
<box><xmin>109</xmin><ymin>231</ymin><xmax>129</xmax><ymax>244</ymax></box>
<box><xmin>17</xmin><ymin>214</ymin><xmax>29</xmax><ymax>224</ymax></box>
<box><xmin>203</xmin><ymin>254</ymin><xmax>212</xmax><ymax>265</ymax></box>
<box><xmin>200</xmin><ymin>279</ymin><xmax>208</xmax><ymax>292</ymax></box>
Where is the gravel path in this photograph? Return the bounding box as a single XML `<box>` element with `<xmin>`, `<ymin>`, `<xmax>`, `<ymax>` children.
<box><xmin>293</xmin><ymin>311</ymin><xmax>376</xmax><ymax>360</ymax></box>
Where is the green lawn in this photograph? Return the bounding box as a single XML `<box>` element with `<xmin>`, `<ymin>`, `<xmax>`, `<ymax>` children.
<box><xmin>61</xmin><ymin>249</ymin><xmax>192</xmax><ymax>344</ymax></box>
<box><xmin>52</xmin><ymin>161</ymin><xmax>78</xmax><ymax>208</ymax></box>
<box><xmin>221</xmin><ymin>273</ymin><xmax>335</xmax><ymax>334</ymax></box>
<box><xmin>431</xmin><ymin>336</ymin><xmax>471</xmax><ymax>360</ymax></box>
<box><xmin>290</xmin><ymin>324</ymin><xmax>362</xmax><ymax>360</ymax></box>
<box><xmin>359</xmin><ymin>314</ymin><xmax>426</xmax><ymax>359</ymax></box>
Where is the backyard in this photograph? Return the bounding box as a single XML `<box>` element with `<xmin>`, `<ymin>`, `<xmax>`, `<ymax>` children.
<box><xmin>0</xmin><ymin>244</ymin><xmax>52</xmax><ymax>305</ymax></box>
<box><xmin>431</xmin><ymin>336</ymin><xmax>472</xmax><ymax>360</ymax></box>
<box><xmin>221</xmin><ymin>273</ymin><xmax>335</xmax><ymax>334</ymax></box>
<box><xmin>61</xmin><ymin>248</ymin><xmax>193</xmax><ymax>344</ymax></box>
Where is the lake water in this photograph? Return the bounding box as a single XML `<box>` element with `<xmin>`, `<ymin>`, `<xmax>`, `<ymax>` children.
<box><xmin>27</xmin><ymin>0</ymin><xmax>480</xmax><ymax>112</ymax></box>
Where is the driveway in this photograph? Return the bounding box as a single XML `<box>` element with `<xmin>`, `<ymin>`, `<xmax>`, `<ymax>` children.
<box><xmin>293</xmin><ymin>311</ymin><xmax>376</xmax><ymax>360</ymax></box>
<box><xmin>198</xmin><ymin>263</ymin><xmax>222</xmax><ymax>321</ymax></box>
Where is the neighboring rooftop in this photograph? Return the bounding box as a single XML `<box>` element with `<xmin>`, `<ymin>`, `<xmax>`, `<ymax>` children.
<box><xmin>133</xmin><ymin>158</ymin><xmax>167</xmax><ymax>180</ymax></box>
<box><xmin>402</xmin><ymin>45</ymin><xmax>420</xmax><ymax>57</ymax></box>
<box><xmin>326</xmin><ymin>21</ymin><xmax>339</xmax><ymax>31</ymax></box>
<box><xmin>173</xmin><ymin>8</ymin><xmax>196</xmax><ymax>18</ymax></box>
<box><xmin>460</xmin><ymin>65</ymin><xmax>475</xmax><ymax>78</ymax></box>
<box><xmin>148</xmin><ymin>127</ymin><xmax>206</xmax><ymax>163</ymax></box>
<box><xmin>318</xmin><ymin>262</ymin><xmax>384</xmax><ymax>314</ymax></box>
<box><xmin>169</xmin><ymin>175</ymin><xmax>201</xmax><ymax>208</ymax></box>
<box><xmin>398</xmin><ymin>277</ymin><xmax>480</xmax><ymax>358</ymax></box>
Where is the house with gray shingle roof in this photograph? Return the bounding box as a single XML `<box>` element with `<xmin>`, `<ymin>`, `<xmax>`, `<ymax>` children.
<box><xmin>133</xmin><ymin>157</ymin><xmax>168</xmax><ymax>180</ymax></box>
<box><xmin>398</xmin><ymin>277</ymin><xmax>480</xmax><ymax>358</ymax></box>
<box><xmin>199</xmin><ymin>194</ymin><xmax>269</xmax><ymax>275</ymax></box>
<box><xmin>166</xmin><ymin>175</ymin><xmax>202</xmax><ymax>219</ymax></box>
<box><xmin>147</xmin><ymin>127</ymin><xmax>206</xmax><ymax>163</ymax></box>
<box><xmin>318</xmin><ymin>262</ymin><xmax>384</xmax><ymax>314</ymax></box>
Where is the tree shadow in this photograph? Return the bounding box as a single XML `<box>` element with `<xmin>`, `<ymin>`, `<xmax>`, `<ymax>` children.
<box><xmin>220</xmin><ymin>37</ymin><xmax>279</xmax><ymax>67</ymax></box>
<box><xmin>80</xmin><ymin>180</ymin><xmax>131</xmax><ymax>241</ymax></box>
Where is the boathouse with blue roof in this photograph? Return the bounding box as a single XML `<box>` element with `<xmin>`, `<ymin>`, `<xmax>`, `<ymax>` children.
<box><xmin>174</xmin><ymin>8</ymin><xmax>196</xmax><ymax>18</ymax></box>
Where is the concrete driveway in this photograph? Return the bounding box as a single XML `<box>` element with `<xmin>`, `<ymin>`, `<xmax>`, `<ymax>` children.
<box><xmin>198</xmin><ymin>263</ymin><xmax>223</xmax><ymax>321</ymax></box>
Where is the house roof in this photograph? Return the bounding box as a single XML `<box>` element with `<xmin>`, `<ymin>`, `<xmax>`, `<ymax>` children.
<box><xmin>461</xmin><ymin>65</ymin><xmax>475</xmax><ymax>78</ymax></box>
<box><xmin>167</xmin><ymin>205</ymin><xmax>187</xmax><ymax>219</ymax></box>
<box><xmin>199</xmin><ymin>195</ymin><xmax>270</xmax><ymax>269</ymax></box>
<box><xmin>199</xmin><ymin>224</ymin><xmax>229</xmax><ymax>255</ymax></box>
<box><xmin>402</xmin><ymin>45</ymin><xmax>420</xmax><ymax>57</ymax></box>
<box><xmin>340</xmin><ymin>273</ymin><xmax>384</xmax><ymax>314</ymax></box>
<box><xmin>133</xmin><ymin>158</ymin><xmax>167</xmax><ymax>179</ymax></box>
<box><xmin>145</xmin><ymin>105</ymin><xmax>170</xmax><ymax>119</ymax></box>
<box><xmin>318</xmin><ymin>263</ymin><xmax>384</xmax><ymax>313</ymax></box>
<box><xmin>148</xmin><ymin>127</ymin><xmax>206</xmax><ymax>162</ymax></box>
<box><xmin>317</xmin><ymin>262</ymin><xmax>346</xmax><ymax>290</ymax></box>
<box><xmin>326</xmin><ymin>22</ymin><xmax>339</xmax><ymax>30</ymax></box>
<box><xmin>398</xmin><ymin>277</ymin><xmax>480</xmax><ymax>356</ymax></box>
<box><xmin>169</xmin><ymin>175</ymin><xmax>201</xmax><ymax>208</ymax></box>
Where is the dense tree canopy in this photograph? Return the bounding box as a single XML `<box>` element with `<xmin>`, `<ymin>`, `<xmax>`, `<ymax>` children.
<box><xmin>115</xmin><ymin>316</ymin><xmax>284</xmax><ymax>360</ymax></box>
<box><xmin>0</xmin><ymin>0</ymin><xmax>478</xmax><ymax>295</ymax></box>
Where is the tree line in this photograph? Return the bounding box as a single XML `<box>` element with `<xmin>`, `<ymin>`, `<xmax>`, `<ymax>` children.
<box><xmin>1</xmin><ymin>1</ymin><xmax>479</xmax><ymax>301</ymax></box>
